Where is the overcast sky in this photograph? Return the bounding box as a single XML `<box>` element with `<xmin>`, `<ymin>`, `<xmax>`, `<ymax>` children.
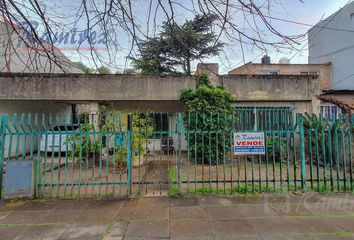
<box><xmin>59</xmin><ymin>0</ymin><xmax>351</xmax><ymax>74</ymax></box>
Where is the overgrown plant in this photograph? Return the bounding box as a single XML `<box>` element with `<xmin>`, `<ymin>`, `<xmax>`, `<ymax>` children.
<box><xmin>169</xmin><ymin>167</ymin><xmax>179</xmax><ymax>197</ymax></box>
<box><xmin>303</xmin><ymin>113</ymin><xmax>346</xmax><ymax>167</ymax></box>
<box><xmin>67</xmin><ymin>123</ymin><xmax>100</xmax><ymax>164</ymax></box>
<box><xmin>266</xmin><ymin>136</ymin><xmax>286</xmax><ymax>161</ymax></box>
<box><xmin>100</xmin><ymin>112</ymin><xmax>154</xmax><ymax>165</ymax></box>
<box><xmin>180</xmin><ymin>73</ymin><xmax>235</xmax><ymax>165</ymax></box>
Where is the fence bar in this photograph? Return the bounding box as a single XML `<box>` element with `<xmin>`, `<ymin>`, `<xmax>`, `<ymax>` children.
<box><xmin>0</xmin><ymin>110</ymin><xmax>353</xmax><ymax>199</ymax></box>
<box><xmin>0</xmin><ymin>114</ymin><xmax>8</xmax><ymax>198</ymax></box>
<box><xmin>298</xmin><ymin>114</ymin><xmax>307</xmax><ymax>191</ymax></box>
<box><xmin>177</xmin><ymin>113</ymin><xmax>183</xmax><ymax>194</ymax></box>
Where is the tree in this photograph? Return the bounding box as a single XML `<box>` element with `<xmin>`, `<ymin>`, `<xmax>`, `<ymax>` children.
<box><xmin>164</xmin><ymin>14</ymin><xmax>224</xmax><ymax>75</ymax></box>
<box><xmin>122</xmin><ymin>68</ymin><xmax>138</xmax><ymax>74</ymax></box>
<box><xmin>0</xmin><ymin>1</ymin><xmax>306</xmax><ymax>73</ymax></box>
<box><xmin>131</xmin><ymin>37</ymin><xmax>177</xmax><ymax>75</ymax></box>
<box><xmin>133</xmin><ymin>14</ymin><xmax>223</xmax><ymax>75</ymax></box>
<box><xmin>73</xmin><ymin>62</ymin><xmax>94</xmax><ymax>74</ymax></box>
<box><xmin>180</xmin><ymin>73</ymin><xmax>235</xmax><ymax>164</ymax></box>
<box><xmin>97</xmin><ymin>66</ymin><xmax>111</xmax><ymax>74</ymax></box>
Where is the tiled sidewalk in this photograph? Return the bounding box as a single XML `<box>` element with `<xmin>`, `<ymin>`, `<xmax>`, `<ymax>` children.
<box><xmin>0</xmin><ymin>193</ymin><xmax>354</xmax><ymax>239</ymax></box>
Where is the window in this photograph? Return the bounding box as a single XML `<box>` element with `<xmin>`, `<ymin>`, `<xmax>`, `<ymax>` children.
<box><xmin>300</xmin><ymin>71</ymin><xmax>319</xmax><ymax>75</ymax></box>
<box><xmin>260</xmin><ymin>70</ymin><xmax>279</xmax><ymax>75</ymax></box>
<box><xmin>153</xmin><ymin>113</ymin><xmax>169</xmax><ymax>132</ymax></box>
<box><xmin>133</xmin><ymin>113</ymin><xmax>169</xmax><ymax>138</ymax></box>
<box><xmin>235</xmin><ymin>106</ymin><xmax>294</xmax><ymax>131</ymax></box>
<box><xmin>320</xmin><ymin>104</ymin><xmax>341</xmax><ymax>119</ymax></box>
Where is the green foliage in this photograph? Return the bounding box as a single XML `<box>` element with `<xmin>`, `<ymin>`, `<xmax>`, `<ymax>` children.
<box><xmin>169</xmin><ymin>167</ymin><xmax>178</xmax><ymax>197</ymax></box>
<box><xmin>132</xmin><ymin>37</ymin><xmax>177</xmax><ymax>75</ymax></box>
<box><xmin>266</xmin><ymin>136</ymin><xmax>285</xmax><ymax>160</ymax></box>
<box><xmin>97</xmin><ymin>66</ymin><xmax>111</xmax><ymax>74</ymax></box>
<box><xmin>67</xmin><ymin>112</ymin><xmax>153</xmax><ymax>165</ymax></box>
<box><xmin>73</xmin><ymin>61</ymin><xmax>94</xmax><ymax>74</ymax></box>
<box><xmin>119</xmin><ymin>68</ymin><xmax>139</xmax><ymax>74</ymax></box>
<box><xmin>67</xmin><ymin>124</ymin><xmax>101</xmax><ymax>164</ymax></box>
<box><xmin>132</xmin><ymin>13</ymin><xmax>223</xmax><ymax>75</ymax></box>
<box><xmin>197</xmin><ymin>73</ymin><xmax>211</xmax><ymax>86</ymax></box>
<box><xmin>101</xmin><ymin>112</ymin><xmax>154</xmax><ymax>163</ymax></box>
<box><xmin>302</xmin><ymin>113</ymin><xmax>343</xmax><ymax>166</ymax></box>
<box><xmin>180</xmin><ymin>74</ymin><xmax>235</xmax><ymax>165</ymax></box>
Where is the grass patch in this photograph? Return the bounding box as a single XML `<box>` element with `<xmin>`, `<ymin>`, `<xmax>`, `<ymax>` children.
<box><xmin>169</xmin><ymin>167</ymin><xmax>179</xmax><ymax>197</ymax></box>
<box><xmin>187</xmin><ymin>183</ymin><xmax>302</xmax><ymax>196</ymax></box>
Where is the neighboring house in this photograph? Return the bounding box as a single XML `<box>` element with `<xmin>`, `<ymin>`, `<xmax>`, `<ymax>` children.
<box><xmin>0</xmin><ymin>21</ymin><xmax>82</xmax><ymax>74</ymax></box>
<box><xmin>228</xmin><ymin>56</ymin><xmax>331</xmax><ymax>91</ymax></box>
<box><xmin>0</xmin><ymin>20</ymin><xmax>82</xmax><ymax>117</ymax></box>
<box><xmin>0</xmin><ymin>20</ymin><xmax>83</xmax><ymax>156</ymax></box>
<box><xmin>229</xmin><ymin>56</ymin><xmax>336</xmax><ymax>118</ymax></box>
<box><xmin>308</xmin><ymin>1</ymin><xmax>354</xmax><ymax>115</ymax></box>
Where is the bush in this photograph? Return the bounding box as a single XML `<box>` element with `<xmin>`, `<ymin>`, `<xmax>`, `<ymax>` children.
<box><xmin>67</xmin><ymin>124</ymin><xmax>101</xmax><ymax>164</ymax></box>
<box><xmin>102</xmin><ymin>112</ymin><xmax>153</xmax><ymax>163</ymax></box>
<box><xmin>266</xmin><ymin>136</ymin><xmax>285</xmax><ymax>160</ymax></box>
<box><xmin>180</xmin><ymin>74</ymin><xmax>235</xmax><ymax>165</ymax></box>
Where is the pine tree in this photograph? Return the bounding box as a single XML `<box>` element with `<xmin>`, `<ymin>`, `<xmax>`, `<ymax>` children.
<box><xmin>132</xmin><ymin>14</ymin><xmax>223</xmax><ymax>75</ymax></box>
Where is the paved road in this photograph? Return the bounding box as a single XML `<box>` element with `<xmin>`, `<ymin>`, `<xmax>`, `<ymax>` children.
<box><xmin>0</xmin><ymin>193</ymin><xmax>354</xmax><ymax>239</ymax></box>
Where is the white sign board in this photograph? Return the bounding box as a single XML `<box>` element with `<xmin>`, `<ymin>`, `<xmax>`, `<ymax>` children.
<box><xmin>234</xmin><ymin>132</ymin><xmax>265</xmax><ymax>155</ymax></box>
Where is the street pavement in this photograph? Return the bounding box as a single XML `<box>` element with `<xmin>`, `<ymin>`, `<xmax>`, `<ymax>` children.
<box><xmin>0</xmin><ymin>192</ymin><xmax>354</xmax><ymax>239</ymax></box>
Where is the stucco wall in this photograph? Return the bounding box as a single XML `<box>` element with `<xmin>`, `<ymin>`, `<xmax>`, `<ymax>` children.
<box><xmin>220</xmin><ymin>74</ymin><xmax>320</xmax><ymax>114</ymax></box>
<box><xmin>0</xmin><ymin>73</ymin><xmax>320</xmax><ymax>114</ymax></box>
<box><xmin>0</xmin><ymin>73</ymin><xmax>196</xmax><ymax>101</ymax></box>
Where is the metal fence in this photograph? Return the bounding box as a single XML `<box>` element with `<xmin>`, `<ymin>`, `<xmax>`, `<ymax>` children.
<box><xmin>0</xmin><ymin>111</ymin><xmax>353</xmax><ymax>198</ymax></box>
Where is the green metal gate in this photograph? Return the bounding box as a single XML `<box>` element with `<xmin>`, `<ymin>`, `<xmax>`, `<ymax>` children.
<box><xmin>0</xmin><ymin>111</ymin><xmax>353</xmax><ymax>199</ymax></box>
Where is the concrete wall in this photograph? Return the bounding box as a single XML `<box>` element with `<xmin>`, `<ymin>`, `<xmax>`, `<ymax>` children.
<box><xmin>0</xmin><ymin>73</ymin><xmax>196</xmax><ymax>101</ymax></box>
<box><xmin>0</xmin><ymin>73</ymin><xmax>320</xmax><ymax>114</ymax></box>
<box><xmin>308</xmin><ymin>1</ymin><xmax>354</xmax><ymax>90</ymax></box>
<box><xmin>228</xmin><ymin>63</ymin><xmax>332</xmax><ymax>91</ymax></box>
<box><xmin>112</xmin><ymin>101</ymin><xmax>185</xmax><ymax>113</ymax></box>
<box><xmin>220</xmin><ymin>74</ymin><xmax>320</xmax><ymax>114</ymax></box>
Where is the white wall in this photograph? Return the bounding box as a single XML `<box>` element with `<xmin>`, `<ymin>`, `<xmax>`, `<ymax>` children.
<box><xmin>0</xmin><ymin>22</ymin><xmax>82</xmax><ymax>74</ymax></box>
<box><xmin>1</xmin><ymin>101</ymin><xmax>72</xmax><ymax>158</ymax></box>
<box><xmin>146</xmin><ymin>113</ymin><xmax>188</xmax><ymax>153</ymax></box>
<box><xmin>308</xmin><ymin>2</ymin><xmax>354</xmax><ymax>90</ymax></box>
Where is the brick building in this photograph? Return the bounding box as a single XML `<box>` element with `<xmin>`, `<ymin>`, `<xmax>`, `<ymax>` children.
<box><xmin>228</xmin><ymin>58</ymin><xmax>332</xmax><ymax>91</ymax></box>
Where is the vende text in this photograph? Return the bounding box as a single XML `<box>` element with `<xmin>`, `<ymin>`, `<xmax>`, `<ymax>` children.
<box><xmin>235</xmin><ymin>141</ymin><xmax>264</xmax><ymax>146</ymax></box>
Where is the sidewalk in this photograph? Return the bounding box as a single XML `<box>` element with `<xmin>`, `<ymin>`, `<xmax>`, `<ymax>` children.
<box><xmin>0</xmin><ymin>193</ymin><xmax>354</xmax><ymax>239</ymax></box>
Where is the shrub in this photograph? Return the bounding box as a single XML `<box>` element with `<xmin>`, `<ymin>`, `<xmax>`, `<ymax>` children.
<box><xmin>266</xmin><ymin>136</ymin><xmax>285</xmax><ymax>161</ymax></box>
<box><xmin>67</xmin><ymin>124</ymin><xmax>101</xmax><ymax>164</ymax></box>
<box><xmin>102</xmin><ymin>112</ymin><xmax>153</xmax><ymax>163</ymax></box>
<box><xmin>180</xmin><ymin>74</ymin><xmax>235</xmax><ymax>165</ymax></box>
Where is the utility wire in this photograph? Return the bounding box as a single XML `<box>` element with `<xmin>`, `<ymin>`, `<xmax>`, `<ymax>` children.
<box><xmin>233</xmin><ymin>3</ymin><xmax>354</xmax><ymax>34</ymax></box>
<box><xmin>287</xmin><ymin>0</ymin><xmax>353</xmax><ymax>62</ymax></box>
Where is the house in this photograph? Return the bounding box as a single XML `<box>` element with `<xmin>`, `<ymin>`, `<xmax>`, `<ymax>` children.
<box><xmin>226</xmin><ymin>56</ymin><xmax>327</xmax><ymax>116</ymax></box>
<box><xmin>228</xmin><ymin>56</ymin><xmax>331</xmax><ymax>91</ymax></box>
<box><xmin>0</xmin><ymin>63</ymin><xmax>321</xmax><ymax>154</ymax></box>
<box><xmin>0</xmin><ymin>20</ymin><xmax>82</xmax><ymax>119</ymax></box>
<box><xmin>0</xmin><ymin>20</ymin><xmax>83</xmax><ymax>156</ymax></box>
<box><xmin>308</xmin><ymin>1</ymin><xmax>354</xmax><ymax>115</ymax></box>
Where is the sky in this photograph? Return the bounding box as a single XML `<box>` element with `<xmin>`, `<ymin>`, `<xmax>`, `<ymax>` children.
<box><xmin>56</xmin><ymin>0</ymin><xmax>351</xmax><ymax>74</ymax></box>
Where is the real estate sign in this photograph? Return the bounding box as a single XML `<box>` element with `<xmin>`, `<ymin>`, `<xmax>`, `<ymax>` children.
<box><xmin>234</xmin><ymin>132</ymin><xmax>265</xmax><ymax>155</ymax></box>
